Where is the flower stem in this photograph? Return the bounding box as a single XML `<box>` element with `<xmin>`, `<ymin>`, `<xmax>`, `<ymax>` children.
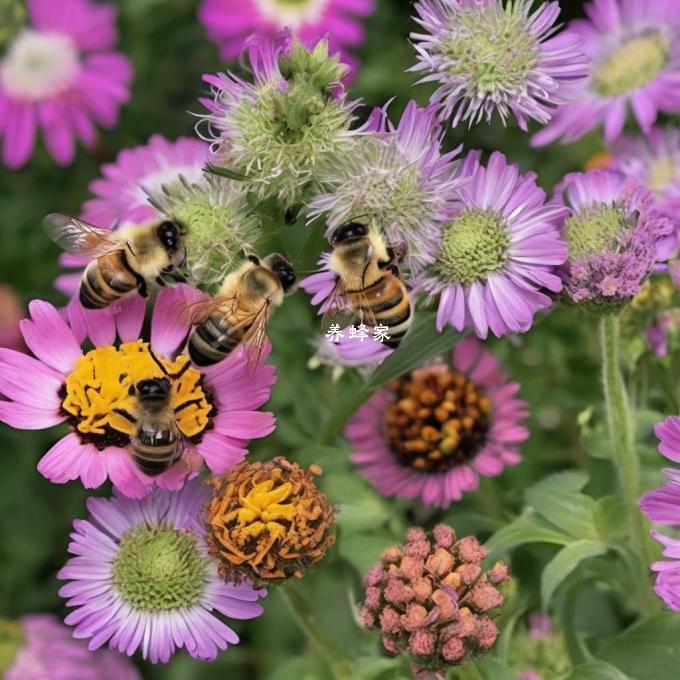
<box><xmin>599</xmin><ymin>315</ymin><xmax>659</xmax><ymax>614</ymax></box>
<box><xmin>278</xmin><ymin>586</ymin><xmax>356</xmax><ymax>679</ymax></box>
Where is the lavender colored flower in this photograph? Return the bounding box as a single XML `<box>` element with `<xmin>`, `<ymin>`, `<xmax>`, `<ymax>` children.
<box><xmin>612</xmin><ymin>127</ymin><xmax>680</xmax><ymax>225</ymax></box>
<box><xmin>309</xmin><ymin>101</ymin><xmax>468</xmax><ymax>266</ymax></box>
<box><xmin>415</xmin><ymin>150</ymin><xmax>568</xmax><ymax>339</ymax></box>
<box><xmin>199</xmin><ymin>33</ymin><xmax>358</xmax><ymax>208</ymax></box>
<box><xmin>57</xmin><ymin>479</ymin><xmax>266</xmax><ymax>663</ymax></box>
<box><xmin>557</xmin><ymin>170</ymin><xmax>674</xmax><ymax>310</ymax></box>
<box><xmin>410</xmin><ymin>0</ymin><xmax>588</xmax><ymax>129</ymax></box>
<box><xmin>198</xmin><ymin>0</ymin><xmax>375</xmax><ymax>64</ymax></box>
<box><xmin>360</xmin><ymin>525</ymin><xmax>510</xmax><ymax>673</ymax></box>
<box><xmin>0</xmin><ymin>0</ymin><xmax>133</xmax><ymax>168</ymax></box>
<box><xmin>3</xmin><ymin>614</ymin><xmax>140</xmax><ymax>679</ymax></box>
<box><xmin>307</xmin><ymin>332</ymin><xmax>392</xmax><ymax>381</ymax></box>
<box><xmin>347</xmin><ymin>338</ymin><xmax>529</xmax><ymax>508</ymax></box>
<box><xmin>640</xmin><ymin>416</ymin><xmax>680</xmax><ymax>611</ymax></box>
<box><xmin>533</xmin><ymin>0</ymin><xmax>680</xmax><ymax>146</ymax></box>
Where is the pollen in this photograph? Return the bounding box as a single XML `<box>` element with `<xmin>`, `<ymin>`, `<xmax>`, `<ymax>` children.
<box><xmin>205</xmin><ymin>457</ymin><xmax>335</xmax><ymax>587</ymax></box>
<box><xmin>594</xmin><ymin>31</ymin><xmax>669</xmax><ymax>97</ymax></box>
<box><xmin>435</xmin><ymin>208</ymin><xmax>510</xmax><ymax>285</ymax></box>
<box><xmin>384</xmin><ymin>365</ymin><xmax>491</xmax><ymax>473</ymax></box>
<box><xmin>61</xmin><ymin>341</ymin><xmax>213</xmax><ymax>450</ymax></box>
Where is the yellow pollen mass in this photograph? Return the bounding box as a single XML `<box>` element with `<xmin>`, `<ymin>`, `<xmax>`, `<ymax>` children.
<box><xmin>61</xmin><ymin>341</ymin><xmax>212</xmax><ymax>441</ymax></box>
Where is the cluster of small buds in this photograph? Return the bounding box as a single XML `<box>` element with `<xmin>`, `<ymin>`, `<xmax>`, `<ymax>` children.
<box><xmin>360</xmin><ymin>525</ymin><xmax>509</xmax><ymax>674</ymax></box>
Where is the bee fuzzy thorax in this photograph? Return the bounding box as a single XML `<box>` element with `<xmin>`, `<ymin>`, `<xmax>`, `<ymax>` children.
<box><xmin>121</xmin><ymin>222</ymin><xmax>176</xmax><ymax>280</ymax></box>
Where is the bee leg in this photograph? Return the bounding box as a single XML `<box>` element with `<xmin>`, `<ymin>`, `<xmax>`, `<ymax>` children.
<box><xmin>136</xmin><ymin>276</ymin><xmax>148</xmax><ymax>298</ymax></box>
<box><xmin>171</xmin><ymin>272</ymin><xmax>187</xmax><ymax>283</ymax></box>
<box><xmin>155</xmin><ymin>276</ymin><xmax>167</xmax><ymax>287</ymax></box>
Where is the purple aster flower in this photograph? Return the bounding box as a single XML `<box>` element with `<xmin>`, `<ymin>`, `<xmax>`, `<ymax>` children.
<box><xmin>0</xmin><ymin>0</ymin><xmax>133</xmax><ymax>168</ymax></box>
<box><xmin>198</xmin><ymin>0</ymin><xmax>375</xmax><ymax>66</ymax></box>
<box><xmin>533</xmin><ymin>0</ymin><xmax>680</xmax><ymax>146</ymax></box>
<box><xmin>347</xmin><ymin>338</ymin><xmax>529</xmax><ymax>508</ymax></box>
<box><xmin>639</xmin><ymin>415</ymin><xmax>680</xmax><ymax>612</ymax></box>
<box><xmin>612</xmin><ymin>127</ymin><xmax>680</xmax><ymax>226</ymax></box>
<box><xmin>307</xmin><ymin>332</ymin><xmax>392</xmax><ymax>381</ymax></box>
<box><xmin>414</xmin><ymin>150</ymin><xmax>568</xmax><ymax>339</ymax></box>
<box><xmin>309</xmin><ymin>101</ymin><xmax>468</xmax><ymax>266</ymax></box>
<box><xmin>410</xmin><ymin>0</ymin><xmax>588</xmax><ymax>129</ymax></box>
<box><xmin>4</xmin><ymin>613</ymin><xmax>140</xmax><ymax>680</ymax></box>
<box><xmin>557</xmin><ymin>170</ymin><xmax>674</xmax><ymax>310</ymax></box>
<box><xmin>57</xmin><ymin>479</ymin><xmax>266</xmax><ymax>663</ymax></box>
<box><xmin>199</xmin><ymin>32</ymin><xmax>359</xmax><ymax>208</ymax></box>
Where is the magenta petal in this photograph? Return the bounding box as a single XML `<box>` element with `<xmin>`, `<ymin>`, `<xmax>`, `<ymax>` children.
<box><xmin>37</xmin><ymin>433</ymin><xmax>86</xmax><ymax>483</ymax></box>
<box><xmin>0</xmin><ymin>401</ymin><xmax>65</xmax><ymax>429</ymax></box>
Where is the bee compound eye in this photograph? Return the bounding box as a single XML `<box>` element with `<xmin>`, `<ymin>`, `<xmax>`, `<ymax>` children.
<box><xmin>273</xmin><ymin>263</ymin><xmax>296</xmax><ymax>291</ymax></box>
<box><xmin>331</xmin><ymin>222</ymin><xmax>368</xmax><ymax>245</ymax></box>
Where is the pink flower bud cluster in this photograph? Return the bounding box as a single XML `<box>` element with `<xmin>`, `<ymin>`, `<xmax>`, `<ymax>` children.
<box><xmin>360</xmin><ymin>525</ymin><xmax>510</xmax><ymax>673</ymax></box>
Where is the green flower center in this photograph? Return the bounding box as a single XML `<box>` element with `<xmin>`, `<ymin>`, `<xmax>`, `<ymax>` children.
<box><xmin>594</xmin><ymin>32</ymin><xmax>669</xmax><ymax>97</ymax></box>
<box><xmin>564</xmin><ymin>204</ymin><xmax>626</xmax><ymax>259</ymax></box>
<box><xmin>441</xmin><ymin>2</ymin><xmax>538</xmax><ymax>96</ymax></box>
<box><xmin>648</xmin><ymin>155</ymin><xmax>677</xmax><ymax>194</ymax></box>
<box><xmin>113</xmin><ymin>524</ymin><xmax>209</xmax><ymax>612</ymax></box>
<box><xmin>0</xmin><ymin>619</ymin><xmax>24</xmax><ymax>676</ymax></box>
<box><xmin>435</xmin><ymin>209</ymin><xmax>511</xmax><ymax>285</ymax></box>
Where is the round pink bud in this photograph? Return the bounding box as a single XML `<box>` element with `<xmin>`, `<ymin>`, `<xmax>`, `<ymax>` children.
<box><xmin>385</xmin><ymin>577</ymin><xmax>414</xmax><ymax>605</ymax></box>
<box><xmin>431</xmin><ymin>587</ymin><xmax>458</xmax><ymax>622</ymax></box>
<box><xmin>408</xmin><ymin>630</ymin><xmax>435</xmax><ymax>656</ymax></box>
<box><xmin>364</xmin><ymin>586</ymin><xmax>381</xmax><ymax>610</ymax></box>
<box><xmin>425</xmin><ymin>547</ymin><xmax>454</xmax><ymax>578</ymax></box>
<box><xmin>455</xmin><ymin>536</ymin><xmax>486</xmax><ymax>563</ymax></box>
<box><xmin>383</xmin><ymin>546</ymin><xmax>403</xmax><ymax>564</ymax></box>
<box><xmin>468</xmin><ymin>580</ymin><xmax>504</xmax><ymax>613</ymax></box>
<box><xmin>475</xmin><ymin>617</ymin><xmax>499</xmax><ymax>650</ymax></box>
<box><xmin>407</xmin><ymin>527</ymin><xmax>428</xmax><ymax>543</ymax></box>
<box><xmin>488</xmin><ymin>561</ymin><xmax>510</xmax><ymax>584</ymax></box>
<box><xmin>442</xmin><ymin>636</ymin><xmax>466</xmax><ymax>662</ymax></box>
<box><xmin>401</xmin><ymin>603</ymin><xmax>429</xmax><ymax>632</ymax></box>
<box><xmin>432</xmin><ymin>523</ymin><xmax>455</xmax><ymax>548</ymax></box>
<box><xmin>382</xmin><ymin>635</ymin><xmax>399</xmax><ymax>654</ymax></box>
<box><xmin>405</xmin><ymin>539</ymin><xmax>432</xmax><ymax>559</ymax></box>
<box><xmin>456</xmin><ymin>562</ymin><xmax>481</xmax><ymax>585</ymax></box>
<box><xmin>360</xmin><ymin>607</ymin><xmax>376</xmax><ymax>629</ymax></box>
<box><xmin>365</xmin><ymin>565</ymin><xmax>385</xmax><ymax>587</ymax></box>
<box><xmin>400</xmin><ymin>554</ymin><xmax>425</xmax><ymax>581</ymax></box>
<box><xmin>412</xmin><ymin>576</ymin><xmax>433</xmax><ymax>602</ymax></box>
<box><xmin>379</xmin><ymin>606</ymin><xmax>402</xmax><ymax>634</ymax></box>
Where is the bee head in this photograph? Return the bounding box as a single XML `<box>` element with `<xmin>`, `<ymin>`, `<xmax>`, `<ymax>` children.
<box><xmin>157</xmin><ymin>220</ymin><xmax>183</xmax><ymax>255</ymax></box>
<box><xmin>330</xmin><ymin>222</ymin><xmax>369</xmax><ymax>246</ymax></box>
<box><xmin>263</xmin><ymin>253</ymin><xmax>296</xmax><ymax>293</ymax></box>
<box><xmin>136</xmin><ymin>377</ymin><xmax>171</xmax><ymax>400</ymax></box>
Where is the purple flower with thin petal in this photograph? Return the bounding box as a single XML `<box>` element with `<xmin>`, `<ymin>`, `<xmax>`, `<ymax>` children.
<box><xmin>309</xmin><ymin>100</ymin><xmax>468</xmax><ymax>266</ymax></box>
<box><xmin>414</xmin><ymin>150</ymin><xmax>568</xmax><ymax>339</ymax></box>
<box><xmin>0</xmin><ymin>286</ymin><xmax>275</xmax><ymax>498</ymax></box>
<box><xmin>0</xmin><ymin>0</ymin><xmax>133</xmax><ymax>168</ymax></box>
<box><xmin>5</xmin><ymin>613</ymin><xmax>140</xmax><ymax>680</ymax></box>
<box><xmin>557</xmin><ymin>170</ymin><xmax>674</xmax><ymax>309</ymax></box>
<box><xmin>347</xmin><ymin>338</ymin><xmax>528</xmax><ymax>508</ymax></box>
<box><xmin>198</xmin><ymin>0</ymin><xmax>375</xmax><ymax>68</ymax></box>
<box><xmin>533</xmin><ymin>0</ymin><xmax>680</xmax><ymax>146</ymax></box>
<box><xmin>57</xmin><ymin>479</ymin><xmax>266</xmax><ymax>663</ymax></box>
<box><xmin>410</xmin><ymin>0</ymin><xmax>588</xmax><ymax>129</ymax></box>
<box><xmin>639</xmin><ymin>415</ymin><xmax>680</xmax><ymax>612</ymax></box>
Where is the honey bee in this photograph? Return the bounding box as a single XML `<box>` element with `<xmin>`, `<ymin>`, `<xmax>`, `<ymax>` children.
<box><xmin>43</xmin><ymin>214</ymin><xmax>187</xmax><ymax>309</ymax></box>
<box><xmin>326</xmin><ymin>222</ymin><xmax>412</xmax><ymax>349</ymax></box>
<box><xmin>113</xmin><ymin>349</ymin><xmax>192</xmax><ymax>476</ymax></box>
<box><xmin>185</xmin><ymin>253</ymin><xmax>296</xmax><ymax>367</ymax></box>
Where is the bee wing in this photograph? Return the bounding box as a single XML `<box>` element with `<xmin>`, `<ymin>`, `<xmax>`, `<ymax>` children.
<box><xmin>241</xmin><ymin>301</ymin><xmax>272</xmax><ymax>372</ymax></box>
<box><xmin>320</xmin><ymin>277</ymin><xmax>355</xmax><ymax>330</ymax></box>
<box><xmin>43</xmin><ymin>214</ymin><xmax>125</xmax><ymax>257</ymax></box>
<box><xmin>352</xmin><ymin>288</ymin><xmax>379</xmax><ymax>329</ymax></box>
<box><xmin>178</xmin><ymin>295</ymin><xmax>237</xmax><ymax>326</ymax></box>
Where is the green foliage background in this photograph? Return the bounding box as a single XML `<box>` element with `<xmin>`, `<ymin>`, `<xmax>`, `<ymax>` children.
<box><xmin>1</xmin><ymin>1</ymin><xmax>677</xmax><ymax>678</ymax></box>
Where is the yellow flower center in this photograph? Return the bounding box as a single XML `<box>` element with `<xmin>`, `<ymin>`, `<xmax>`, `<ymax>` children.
<box><xmin>61</xmin><ymin>341</ymin><xmax>213</xmax><ymax>449</ymax></box>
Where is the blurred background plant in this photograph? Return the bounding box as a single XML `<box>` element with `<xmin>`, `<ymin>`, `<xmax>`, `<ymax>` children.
<box><xmin>2</xmin><ymin>1</ymin><xmax>680</xmax><ymax>679</ymax></box>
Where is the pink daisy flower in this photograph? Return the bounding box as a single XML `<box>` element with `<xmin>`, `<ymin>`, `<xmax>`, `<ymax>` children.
<box><xmin>197</xmin><ymin>0</ymin><xmax>375</xmax><ymax>63</ymax></box>
<box><xmin>58</xmin><ymin>479</ymin><xmax>266</xmax><ymax>663</ymax></box>
<box><xmin>0</xmin><ymin>286</ymin><xmax>275</xmax><ymax>498</ymax></box>
<box><xmin>0</xmin><ymin>0</ymin><xmax>133</xmax><ymax>168</ymax></box>
<box><xmin>533</xmin><ymin>0</ymin><xmax>680</xmax><ymax>146</ymax></box>
<box><xmin>55</xmin><ymin>135</ymin><xmax>209</xmax><ymax>299</ymax></box>
<box><xmin>640</xmin><ymin>415</ymin><xmax>680</xmax><ymax>611</ymax></box>
<box><xmin>5</xmin><ymin>614</ymin><xmax>140</xmax><ymax>680</ymax></box>
<box><xmin>414</xmin><ymin>151</ymin><xmax>568</xmax><ymax>339</ymax></box>
<box><xmin>347</xmin><ymin>337</ymin><xmax>529</xmax><ymax>508</ymax></box>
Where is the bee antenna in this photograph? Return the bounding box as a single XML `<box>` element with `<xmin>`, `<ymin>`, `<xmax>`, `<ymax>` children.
<box><xmin>126</xmin><ymin>241</ymin><xmax>136</xmax><ymax>257</ymax></box>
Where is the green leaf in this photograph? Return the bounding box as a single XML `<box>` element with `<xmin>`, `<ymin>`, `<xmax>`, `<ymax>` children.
<box><xmin>485</xmin><ymin>510</ymin><xmax>572</xmax><ymax>558</ymax></box>
<box><xmin>541</xmin><ymin>540</ymin><xmax>609</xmax><ymax>609</ymax></box>
<box><xmin>337</xmin><ymin>532</ymin><xmax>397</xmax><ymax>576</ymax></box>
<box><xmin>326</xmin><ymin>473</ymin><xmax>391</xmax><ymax>535</ymax></box>
<box><xmin>566</xmin><ymin>661</ymin><xmax>629</xmax><ymax>680</ymax></box>
<box><xmin>365</xmin><ymin>311</ymin><xmax>464</xmax><ymax>390</ymax></box>
<box><xmin>593</xmin><ymin>496</ymin><xmax>629</xmax><ymax>542</ymax></box>
<box><xmin>356</xmin><ymin>657</ymin><xmax>408</xmax><ymax>679</ymax></box>
<box><xmin>526</xmin><ymin>472</ymin><xmax>597</xmax><ymax>539</ymax></box>
<box><xmin>599</xmin><ymin>613</ymin><xmax>680</xmax><ymax>680</ymax></box>
<box><xmin>203</xmin><ymin>163</ymin><xmax>251</xmax><ymax>182</ymax></box>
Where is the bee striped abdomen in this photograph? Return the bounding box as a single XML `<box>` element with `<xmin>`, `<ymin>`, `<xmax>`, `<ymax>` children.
<box><xmin>352</xmin><ymin>275</ymin><xmax>412</xmax><ymax>350</ymax></box>
<box><xmin>188</xmin><ymin>314</ymin><xmax>244</xmax><ymax>367</ymax></box>
<box><xmin>131</xmin><ymin>425</ymin><xmax>179</xmax><ymax>477</ymax></box>
<box><xmin>80</xmin><ymin>251</ymin><xmax>137</xmax><ymax>309</ymax></box>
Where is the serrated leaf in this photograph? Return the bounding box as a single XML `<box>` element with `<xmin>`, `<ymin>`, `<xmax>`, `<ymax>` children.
<box><xmin>365</xmin><ymin>311</ymin><xmax>464</xmax><ymax>390</ymax></box>
<box><xmin>593</xmin><ymin>496</ymin><xmax>628</xmax><ymax>542</ymax></box>
<box><xmin>541</xmin><ymin>540</ymin><xmax>608</xmax><ymax>609</ymax></box>
<box><xmin>599</xmin><ymin>613</ymin><xmax>680</xmax><ymax>680</ymax></box>
<box><xmin>486</xmin><ymin>510</ymin><xmax>572</xmax><ymax>558</ymax></box>
<box><xmin>566</xmin><ymin>661</ymin><xmax>629</xmax><ymax>680</ymax></box>
<box><xmin>526</xmin><ymin>472</ymin><xmax>596</xmax><ymax>540</ymax></box>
